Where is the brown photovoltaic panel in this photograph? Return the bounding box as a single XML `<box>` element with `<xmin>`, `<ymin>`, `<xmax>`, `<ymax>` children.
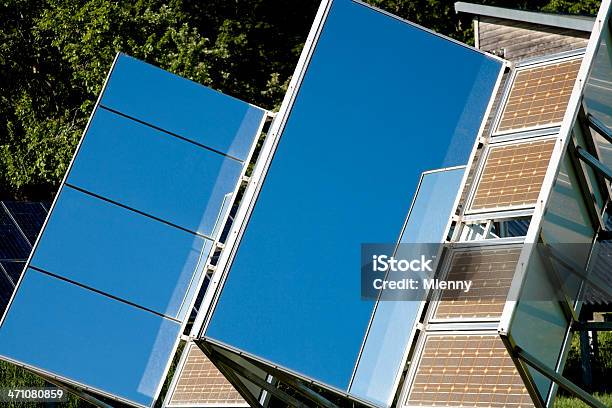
<box><xmin>405</xmin><ymin>334</ymin><xmax>534</xmax><ymax>408</ymax></box>
<box><xmin>469</xmin><ymin>139</ymin><xmax>555</xmax><ymax>211</ymax></box>
<box><xmin>168</xmin><ymin>343</ymin><xmax>247</xmax><ymax>407</ymax></box>
<box><xmin>433</xmin><ymin>247</ymin><xmax>521</xmax><ymax>320</ymax></box>
<box><xmin>496</xmin><ymin>58</ymin><xmax>582</xmax><ymax>133</ymax></box>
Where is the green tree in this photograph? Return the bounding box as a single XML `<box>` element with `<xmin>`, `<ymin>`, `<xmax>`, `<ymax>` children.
<box><xmin>0</xmin><ymin>0</ymin><xmax>602</xmax><ymax>200</ymax></box>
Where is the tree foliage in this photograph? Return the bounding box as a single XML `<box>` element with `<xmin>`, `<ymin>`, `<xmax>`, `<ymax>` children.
<box><xmin>0</xmin><ymin>0</ymin><xmax>601</xmax><ymax>200</ymax></box>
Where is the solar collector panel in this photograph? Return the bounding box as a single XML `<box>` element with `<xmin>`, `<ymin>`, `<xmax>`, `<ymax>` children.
<box><xmin>469</xmin><ymin>139</ymin><xmax>555</xmax><ymax>212</ymax></box>
<box><xmin>405</xmin><ymin>334</ymin><xmax>533</xmax><ymax>408</ymax></box>
<box><xmin>496</xmin><ymin>58</ymin><xmax>582</xmax><ymax>133</ymax></box>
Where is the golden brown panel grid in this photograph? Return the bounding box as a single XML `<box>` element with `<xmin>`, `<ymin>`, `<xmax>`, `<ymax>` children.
<box><xmin>469</xmin><ymin>139</ymin><xmax>555</xmax><ymax>211</ymax></box>
<box><xmin>433</xmin><ymin>247</ymin><xmax>521</xmax><ymax>320</ymax></box>
<box><xmin>405</xmin><ymin>335</ymin><xmax>534</xmax><ymax>408</ymax></box>
<box><xmin>496</xmin><ymin>58</ymin><xmax>582</xmax><ymax>133</ymax></box>
<box><xmin>169</xmin><ymin>343</ymin><xmax>247</xmax><ymax>406</ymax></box>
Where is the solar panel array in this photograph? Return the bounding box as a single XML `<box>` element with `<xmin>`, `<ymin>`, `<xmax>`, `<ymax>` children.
<box><xmin>405</xmin><ymin>334</ymin><xmax>533</xmax><ymax>408</ymax></box>
<box><xmin>496</xmin><ymin>58</ymin><xmax>582</xmax><ymax>133</ymax></box>
<box><xmin>0</xmin><ymin>202</ymin><xmax>47</xmax><ymax>313</ymax></box>
<box><xmin>469</xmin><ymin>139</ymin><xmax>556</xmax><ymax>212</ymax></box>
<box><xmin>167</xmin><ymin>343</ymin><xmax>247</xmax><ymax>407</ymax></box>
<box><xmin>433</xmin><ymin>247</ymin><xmax>521</xmax><ymax>320</ymax></box>
<box><xmin>0</xmin><ymin>54</ymin><xmax>265</xmax><ymax>408</ymax></box>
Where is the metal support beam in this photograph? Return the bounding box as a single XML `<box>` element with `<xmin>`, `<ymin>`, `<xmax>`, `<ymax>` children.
<box><xmin>577</xmin><ymin>146</ymin><xmax>612</xmax><ymax>183</ymax></box>
<box><xmin>588</xmin><ymin>113</ymin><xmax>612</xmax><ymax>145</ymax></box>
<box><xmin>516</xmin><ymin>347</ymin><xmax>606</xmax><ymax>408</ymax></box>
<box><xmin>203</xmin><ymin>345</ymin><xmax>310</xmax><ymax>408</ymax></box>
<box><xmin>573</xmin><ymin>321</ymin><xmax>612</xmax><ymax>331</ymax></box>
<box><xmin>259</xmin><ymin>366</ymin><xmax>340</xmax><ymax>408</ymax></box>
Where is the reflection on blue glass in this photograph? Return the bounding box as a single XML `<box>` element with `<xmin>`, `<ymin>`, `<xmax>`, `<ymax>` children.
<box><xmin>31</xmin><ymin>187</ymin><xmax>211</xmax><ymax>318</ymax></box>
<box><xmin>206</xmin><ymin>0</ymin><xmax>500</xmax><ymax>392</ymax></box>
<box><xmin>101</xmin><ymin>54</ymin><xmax>264</xmax><ymax>161</ymax></box>
<box><xmin>67</xmin><ymin>109</ymin><xmax>243</xmax><ymax>236</ymax></box>
<box><xmin>349</xmin><ymin>167</ymin><xmax>464</xmax><ymax>406</ymax></box>
<box><xmin>0</xmin><ymin>269</ymin><xmax>179</xmax><ymax>407</ymax></box>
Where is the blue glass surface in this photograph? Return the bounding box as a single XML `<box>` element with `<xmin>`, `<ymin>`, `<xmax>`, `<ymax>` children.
<box><xmin>206</xmin><ymin>0</ymin><xmax>500</xmax><ymax>392</ymax></box>
<box><xmin>349</xmin><ymin>168</ymin><xmax>465</xmax><ymax>406</ymax></box>
<box><xmin>30</xmin><ymin>187</ymin><xmax>211</xmax><ymax>318</ymax></box>
<box><xmin>67</xmin><ymin>108</ymin><xmax>243</xmax><ymax>236</ymax></box>
<box><xmin>0</xmin><ymin>269</ymin><xmax>179</xmax><ymax>407</ymax></box>
<box><xmin>101</xmin><ymin>54</ymin><xmax>264</xmax><ymax>161</ymax></box>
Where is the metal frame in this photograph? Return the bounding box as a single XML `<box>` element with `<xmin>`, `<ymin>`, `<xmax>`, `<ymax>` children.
<box><xmin>491</xmin><ymin>52</ymin><xmax>586</xmax><ymax>137</ymax></box>
<box><xmin>499</xmin><ymin>2</ymin><xmax>611</xmax><ymax>407</ymax></box>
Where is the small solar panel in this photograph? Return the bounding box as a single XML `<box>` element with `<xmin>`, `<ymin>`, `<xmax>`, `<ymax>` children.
<box><xmin>433</xmin><ymin>247</ymin><xmax>521</xmax><ymax>320</ymax></box>
<box><xmin>0</xmin><ymin>205</ymin><xmax>31</xmax><ymax>260</ymax></box>
<box><xmin>469</xmin><ymin>139</ymin><xmax>555</xmax><ymax>212</ymax></box>
<box><xmin>496</xmin><ymin>57</ymin><xmax>582</xmax><ymax>133</ymax></box>
<box><xmin>168</xmin><ymin>343</ymin><xmax>247</xmax><ymax>407</ymax></box>
<box><xmin>405</xmin><ymin>334</ymin><xmax>533</xmax><ymax>408</ymax></box>
<box><xmin>2</xmin><ymin>202</ymin><xmax>48</xmax><ymax>246</ymax></box>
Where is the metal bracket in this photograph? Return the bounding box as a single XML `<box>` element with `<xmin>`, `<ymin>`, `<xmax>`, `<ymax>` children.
<box><xmin>516</xmin><ymin>347</ymin><xmax>607</xmax><ymax>408</ymax></box>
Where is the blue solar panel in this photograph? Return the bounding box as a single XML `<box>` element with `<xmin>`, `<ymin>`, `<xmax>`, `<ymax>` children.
<box><xmin>30</xmin><ymin>187</ymin><xmax>212</xmax><ymax>319</ymax></box>
<box><xmin>0</xmin><ymin>54</ymin><xmax>264</xmax><ymax>407</ymax></box>
<box><xmin>67</xmin><ymin>108</ymin><xmax>244</xmax><ymax>236</ymax></box>
<box><xmin>101</xmin><ymin>54</ymin><xmax>264</xmax><ymax>161</ymax></box>
<box><xmin>0</xmin><ymin>269</ymin><xmax>179</xmax><ymax>407</ymax></box>
<box><xmin>205</xmin><ymin>0</ymin><xmax>501</xmax><ymax>401</ymax></box>
<box><xmin>3</xmin><ymin>202</ymin><xmax>48</xmax><ymax>246</ymax></box>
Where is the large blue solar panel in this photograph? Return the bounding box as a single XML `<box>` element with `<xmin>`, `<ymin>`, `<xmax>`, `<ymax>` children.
<box><xmin>205</xmin><ymin>0</ymin><xmax>501</xmax><ymax>403</ymax></box>
<box><xmin>0</xmin><ymin>54</ymin><xmax>264</xmax><ymax>408</ymax></box>
<box><xmin>0</xmin><ymin>269</ymin><xmax>180</xmax><ymax>407</ymax></box>
<box><xmin>101</xmin><ymin>54</ymin><xmax>264</xmax><ymax>161</ymax></box>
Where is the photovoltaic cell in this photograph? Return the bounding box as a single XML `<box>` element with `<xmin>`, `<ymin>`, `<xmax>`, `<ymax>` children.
<box><xmin>432</xmin><ymin>247</ymin><xmax>521</xmax><ymax>320</ymax></box>
<box><xmin>0</xmin><ymin>206</ymin><xmax>31</xmax><ymax>260</ymax></box>
<box><xmin>469</xmin><ymin>139</ymin><xmax>555</xmax><ymax>211</ymax></box>
<box><xmin>168</xmin><ymin>343</ymin><xmax>246</xmax><ymax>407</ymax></box>
<box><xmin>496</xmin><ymin>58</ymin><xmax>582</xmax><ymax>133</ymax></box>
<box><xmin>405</xmin><ymin>334</ymin><xmax>533</xmax><ymax>408</ymax></box>
<box><xmin>2</xmin><ymin>202</ymin><xmax>48</xmax><ymax>246</ymax></box>
<box><xmin>0</xmin><ymin>261</ymin><xmax>26</xmax><ymax>284</ymax></box>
